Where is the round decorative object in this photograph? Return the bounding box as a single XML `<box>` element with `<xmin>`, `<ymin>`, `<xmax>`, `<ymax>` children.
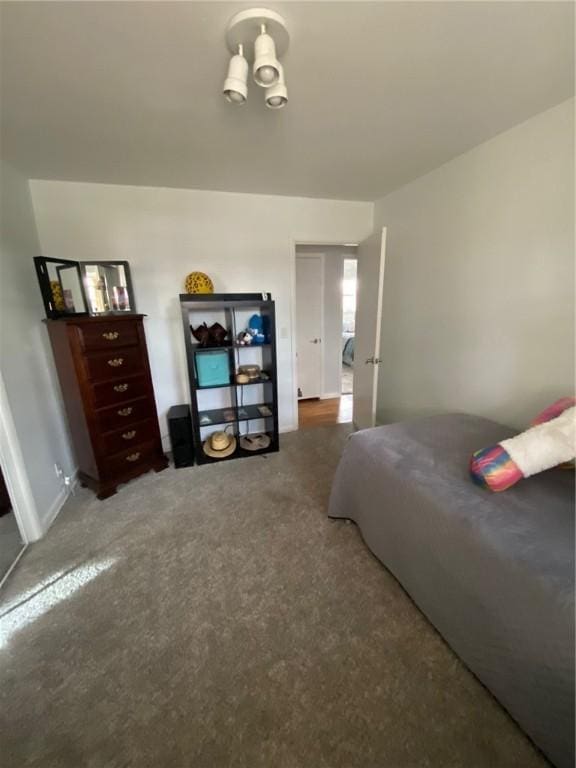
<box><xmin>50</xmin><ymin>280</ymin><xmax>65</xmax><ymax>311</ymax></box>
<box><xmin>185</xmin><ymin>272</ymin><xmax>214</xmax><ymax>294</ymax></box>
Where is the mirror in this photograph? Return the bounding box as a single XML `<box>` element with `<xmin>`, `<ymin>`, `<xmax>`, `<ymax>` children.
<box><xmin>34</xmin><ymin>257</ymin><xmax>89</xmax><ymax>319</ymax></box>
<box><xmin>81</xmin><ymin>261</ymin><xmax>135</xmax><ymax>315</ymax></box>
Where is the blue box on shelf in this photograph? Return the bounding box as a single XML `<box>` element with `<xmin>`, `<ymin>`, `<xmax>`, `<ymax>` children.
<box><xmin>195</xmin><ymin>349</ymin><xmax>230</xmax><ymax>387</ymax></box>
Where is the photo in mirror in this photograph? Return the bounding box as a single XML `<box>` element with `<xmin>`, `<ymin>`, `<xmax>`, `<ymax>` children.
<box><xmin>81</xmin><ymin>262</ymin><xmax>135</xmax><ymax>314</ymax></box>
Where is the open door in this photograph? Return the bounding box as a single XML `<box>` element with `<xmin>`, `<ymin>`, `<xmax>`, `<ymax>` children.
<box><xmin>353</xmin><ymin>228</ymin><xmax>387</xmax><ymax>430</ymax></box>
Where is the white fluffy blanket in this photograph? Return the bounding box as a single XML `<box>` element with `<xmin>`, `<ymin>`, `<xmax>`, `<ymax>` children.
<box><xmin>501</xmin><ymin>406</ymin><xmax>576</xmax><ymax>477</ymax></box>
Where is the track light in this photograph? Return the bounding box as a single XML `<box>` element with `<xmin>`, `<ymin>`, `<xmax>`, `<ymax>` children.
<box><xmin>265</xmin><ymin>64</ymin><xmax>287</xmax><ymax>109</ymax></box>
<box><xmin>222</xmin><ymin>44</ymin><xmax>248</xmax><ymax>105</ymax></box>
<box><xmin>224</xmin><ymin>8</ymin><xmax>290</xmax><ymax>107</ymax></box>
<box><xmin>253</xmin><ymin>24</ymin><xmax>280</xmax><ymax>87</ymax></box>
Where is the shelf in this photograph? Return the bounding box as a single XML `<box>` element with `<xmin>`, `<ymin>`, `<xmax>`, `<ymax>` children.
<box><xmin>191</xmin><ymin>343</ymin><xmax>233</xmax><ymax>352</ymax></box>
<box><xmin>237</xmin><ymin>377</ymin><xmax>272</xmax><ymax>386</ymax></box>
<box><xmin>234</xmin><ymin>343</ymin><xmax>271</xmax><ymax>349</ymax></box>
<box><xmin>180</xmin><ymin>292</ymin><xmax>278</xmax><ymax>465</ymax></box>
<box><xmin>196</xmin><ymin>380</ymin><xmax>234</xmax><ymax>390</ymax></box>
<box><xmin>196</xmin><ymin>376</ymin><xmax>272</xmax><ymax>391</ymax></box>
<box><xmin>198</xmin><ymin>403</ymin><xmax>274</xmax><ymax>427</ymax></box>
<box><xmin>180</xmin><ymin>293</ymin><xmax>271</xmax><ymax>304</ymax></box>
<box><xmin>196</xmin><ymin>433</ymin><xmax>279</xmax><ymax>464</ymax></box>
<box><xmin>191</xmin><ymin>342</ymin><xmax>271</xmax><ymax>352</ymax></box>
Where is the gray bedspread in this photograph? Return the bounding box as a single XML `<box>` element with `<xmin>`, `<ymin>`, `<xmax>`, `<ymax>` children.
<box><xmin>328</xmin><ymin>413</ymin><xmax>575</xmax><ymax>768</ymax></box>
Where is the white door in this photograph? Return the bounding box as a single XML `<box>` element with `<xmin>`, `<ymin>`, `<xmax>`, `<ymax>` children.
<box><xmin>295</xmin><ymin>255</ymin><xmax>323</xmax><ymax>399</ymax></box>
<box><xmin>353</xmin><ymin>228</ymin><xmax>387</xmax><ymax>429</ymax></box>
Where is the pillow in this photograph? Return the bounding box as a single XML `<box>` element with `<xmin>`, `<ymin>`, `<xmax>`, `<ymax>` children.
<box><xmin>470</xmin><ymin>406</ymin><xmax>576</xmax><ymax>492</ymax></box>
<box><xmin>531</xmin><ymin>396</ymin><xmax>576</xmax><ymax>426</ymax></box>
<box><xmin>531</xmin><ymin>397</ymin><xmax>576</xmax><ymax>468</ymax></box>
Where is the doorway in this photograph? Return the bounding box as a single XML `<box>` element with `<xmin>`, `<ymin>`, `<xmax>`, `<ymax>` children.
<box><xmin>295</xmin><ymin>244</ymin><xmax>358</xmax><ymax>429</ymax></box>
<box><xmin>293</xmin><ymin>231</ymin><xmax>386</xmax><ymax>431</ymax></box>
<box><xmin>341</xmin><ymin>257</ymin><xmax>357</xmax><ymax>396</ymax></box>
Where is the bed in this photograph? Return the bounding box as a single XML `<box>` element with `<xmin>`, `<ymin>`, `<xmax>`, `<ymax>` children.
<box><xmin>328</xmin><ymin>413</ymin><xmax>575</xmax><ymax>768</ymax></box>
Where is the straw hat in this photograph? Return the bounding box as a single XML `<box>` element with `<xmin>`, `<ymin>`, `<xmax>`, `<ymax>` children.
<box><xmin>203</xmin><ymin>431</ymin><xmax>237</xmax><ymax>459</ymax></box>
<box><xmin>239</xmin><ymin>433</ymin><xmax>271</xmax><ymax>452</ymax></box>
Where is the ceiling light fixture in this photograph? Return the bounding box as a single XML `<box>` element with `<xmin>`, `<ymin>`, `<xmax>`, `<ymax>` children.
<box><xmin>253</xmin><ymin>23</ymin><xmax>280</xmax><ymax>87</ymax></box>
<box><xmin>223</xmin><ymin>44</ymin><xmax>248</xmax><ymax>104</ymax></box>
<box><xmin>223</xmin><ymin>8</ymin><xmax>289</xmax><ymax>107</ymax></box>
<box><xmin>265</xmin><ymin>63</ymin><xmax>288</xmax><ymax>109</ymax></box>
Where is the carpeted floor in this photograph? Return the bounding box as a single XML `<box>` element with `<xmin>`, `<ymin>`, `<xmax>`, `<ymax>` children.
<box><xmin>0</xmin><ymin>425</ymin><xmax>548</xmax><ymax>768</ymax></box>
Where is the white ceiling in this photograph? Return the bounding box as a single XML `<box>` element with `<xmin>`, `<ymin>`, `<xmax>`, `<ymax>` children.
<box><xmin>1</xmin><ymin>1</ymin><xmax>573</xmax><ymax>201</ymax></box>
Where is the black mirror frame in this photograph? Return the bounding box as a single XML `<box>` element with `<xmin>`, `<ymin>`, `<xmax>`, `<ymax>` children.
<box><xmin>80</xmin><ymin>260</ymin><xmax>136</xmax><ymax>314</ymax></box>
<box><xmin>33</xmin><ymin>256</ymin><xmax>90</xmax><ymax>320</ymax></box>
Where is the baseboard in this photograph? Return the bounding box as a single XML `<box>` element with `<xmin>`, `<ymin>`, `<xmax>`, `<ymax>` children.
<box><xmin>39</xmin><ymin>471</ymin><xmax>79</xmax><ymax>537</ymax></box>
<box><xmin>0</xmin><ymin>543</ymin><xmax>28</xmax><ymax>589</ymax></box>
<box><xmin>320</xmin><ymin>392</ymin><xmax>342</xmax><ymax>400</ymax></box>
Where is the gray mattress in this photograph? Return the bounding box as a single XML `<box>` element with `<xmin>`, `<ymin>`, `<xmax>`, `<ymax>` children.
<box><xmin>328</xmin><ymin>413</ymin><xmax>575</xmax><ymax>768</ymax></box>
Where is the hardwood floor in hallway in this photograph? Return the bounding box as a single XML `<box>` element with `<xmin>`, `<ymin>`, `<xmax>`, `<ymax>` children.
<box><xmin>298</xmin><ymin>395</ymin><xmax>353</xmax><ymax>428</ymax></box>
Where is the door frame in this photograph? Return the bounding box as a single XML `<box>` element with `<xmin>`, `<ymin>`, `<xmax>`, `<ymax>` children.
<box><xmin>290</xmin><ymin>239</ymin><xmax>359</xmax><ymax>431</ymax></box>
<box><xmin>295</xmin><ymin>251</ymin><xmax>325</xmax><ymax>402</ymax></box>
<box><xmin>0</xmin><ymin>371</ymin><xmax>41</xmax><ymax>549</ymax></box>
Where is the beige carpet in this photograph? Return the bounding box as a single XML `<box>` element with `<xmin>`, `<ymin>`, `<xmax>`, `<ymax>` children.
<box><xmin>0</xmin><ymin>425</ymin><xmax>548</xmax><ymax>768</ymax></box>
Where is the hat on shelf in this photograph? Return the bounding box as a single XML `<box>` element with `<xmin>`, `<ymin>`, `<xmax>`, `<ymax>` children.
<box><xmin>240</xmin><ymin>433</ymin><xmax>271</xmax><ymax>452</ymax></box>
<box><xmin>238</xmin><ymin>364</ymin><xmax>261</xmax><ymax>380</ymax></box>
<box><xmin>203</xmin><ymin>431</ymin><xmax>237</xmax><ymax>459</ymax></box>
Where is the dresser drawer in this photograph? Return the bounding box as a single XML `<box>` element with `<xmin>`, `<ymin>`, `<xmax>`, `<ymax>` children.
<box><xmin>85</xmin><ymin>346</ymin><xmax>145</xmax><ymax>382</ymax></box>
<box><xmin>103</xmin><ymin>441</ymin><xmax>157</xmax><ymax>477</ymax></box>
<box><xmin>92</xmin><ymin>376</ymin><xmax>148</xmax><ymax>408</ymax></box>
<box><xmin>79</xmin><ymin>321</ymin><xmax>140</xmax><ymax>351</ymax></box>
<box><xmin>96</xmin><ymin>397</ymin><xmax>153</xmax><ymax>433</ymax></box>
<box><xmin>102</xmin><ymin>419</ymin><xmax>156</xmax><ymax>455</ymax></box>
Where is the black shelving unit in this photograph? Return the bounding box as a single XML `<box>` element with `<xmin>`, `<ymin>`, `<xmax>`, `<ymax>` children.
<box><xmin>179</xmin><ymin>293</ymin><xmax>279</xmax><ymax>465</ymax></box>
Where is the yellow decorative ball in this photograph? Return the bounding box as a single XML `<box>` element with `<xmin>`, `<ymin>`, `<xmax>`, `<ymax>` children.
<box><xmin>50</xmin><ymin>280</ymin><xmax>65</xmax><ymax>311</ymax></box>
<box><xmin>185</xmin><ymin>272</ymin><xmax>214</xmax><ymax>294</ymax></box>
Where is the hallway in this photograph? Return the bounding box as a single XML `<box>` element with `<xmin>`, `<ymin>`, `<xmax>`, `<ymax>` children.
<box><xmin>298</xmin><ymin>395</ymin><xmax>353</xmax><ymax>429</ymax></box>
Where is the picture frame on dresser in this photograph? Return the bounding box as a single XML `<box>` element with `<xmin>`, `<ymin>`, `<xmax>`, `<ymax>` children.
<box><xmin>34</xmin><ymin>257</ymin><xmax>136</xmax><ymax>319</ymax></box>
<box><xmin>33</xmin><ymin>256</ymin><xmax>90</xmax><ymax>319</ymax></box>
<box><xmin>80</xmin><ymin>261</ymin><xmax>136</xmax><ymax>315</ymax></box>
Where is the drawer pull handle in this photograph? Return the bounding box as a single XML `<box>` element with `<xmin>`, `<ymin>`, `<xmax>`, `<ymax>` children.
<box><xmin>107</xmin><ymin>358</ymin><xmax>124</xmax><ymax>367</ymax></box>
<box><xmin>102</xmin><ymin>331</ymin><xmax>119</xmax><ymax>341</ymax></box>
<box><xmin>125</xmin><ymin>452</ymin><xmax>141</xmax><ymax>462</ymax></box>
<box><xmin>122</xmin><ymin>430</ymin><xmax>136</xmax><ymax>440</ymax></box>
<box><xmin>114</xmin><ymin>383</ymin><xmax>129</xmax><ymax>392</ymax></box>
<box><xmin>117</xmin><ymin>407</ymin><xmax>133</xmax><ymax>416</ymax></box>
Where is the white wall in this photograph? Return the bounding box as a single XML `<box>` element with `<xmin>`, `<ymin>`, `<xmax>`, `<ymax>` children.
<box><xmin>374</xmin><ymin>99</ymin><xmax>575</xmax><ymax>429</ymax></box>
<box><xmin>30</xmin><ymin>182</ymin><xmax>373</xmax><ymax>440</ymax></box>
<box><xmin>0</xmin><ymin>161</ymin><xmax>76</xmax><ymax>538</ymax></box>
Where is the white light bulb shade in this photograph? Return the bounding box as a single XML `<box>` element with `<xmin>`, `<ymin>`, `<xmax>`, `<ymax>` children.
<box><xmin>253</xmin><ymin>29</ymin><xmax>280</xmax><ymax>87</ymax></box>
<box><xmin>223</xmin><ymin>51</ymin><xmax>248</xmax><ymax>104</ymax></box>
<box><xmin>265</xmin><ymin>64</ymin><xmax>288</xmax><ymax>109</ymax></box>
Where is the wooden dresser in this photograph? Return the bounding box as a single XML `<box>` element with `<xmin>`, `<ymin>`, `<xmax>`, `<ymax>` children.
<box><xmin>45</xmin><ymin>315</ymin><xmax>167</xmax><ymax>499</ymax></box>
